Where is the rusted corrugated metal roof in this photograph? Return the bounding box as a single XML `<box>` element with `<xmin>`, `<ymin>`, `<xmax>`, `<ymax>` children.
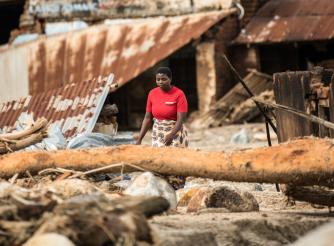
<box><xmin>235</xmin><ymin>0</ymin><xmax>334</xmax><ymax>44</ymax></box>
<box><xmin>0</xmin><ymin>74</ymin><xmax>114</xmax><ymax>139</ymax></box>
<box><xmin>0</xmin><ymin>10</ymin><xmax>234</xmax><ymax>97</ymax></box>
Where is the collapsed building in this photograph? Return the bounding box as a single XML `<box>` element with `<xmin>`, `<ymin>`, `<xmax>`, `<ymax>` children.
<box><xmin>0</xmin><ymin>0</ymin><xmax>272</xmax><ymax>130</ymax></box>
<box><xmin>1</xmin><ymin>0</ymin><xmax>334</xmax><ymax>131</ymax></box>
<box><xmin>234</xmin><ymin>0</ymin><xmax>334</xmax><ymax>75</ymax></box>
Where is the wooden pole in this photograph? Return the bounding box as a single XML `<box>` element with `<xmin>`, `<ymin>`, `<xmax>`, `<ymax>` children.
<box><xmin>222</xmin><ymin>54</ymin><xmax>277</xmax><ymax>133</ymax></box>
<box><xmin>285</xmin><ymin>186</ymin><xmax>334</xmax><ymax>207</ymax></box>
<box><xmin>0</xmin><ymin>138</ymin><xmax>334</xmax><ymax>187</ymax></box>
<box><xmin>253</xmin><ymin>98</ymin><xmax>334</xmax><ymax>131</ymax></box>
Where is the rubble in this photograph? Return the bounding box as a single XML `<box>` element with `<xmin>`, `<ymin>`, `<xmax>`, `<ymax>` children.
<box><xmin>41</xmin><ymin>179</ymin><xmax>100</xmax><ymax>199</ymax></box>
<box><xmin>190</xmin><ymin>70</ymin><xmax>273</xmax><ymax>129</ymax></box>
<box><xmin>23</xmin><ymin>233</ymin><xmax>75</xmax><ymax>246</ymax></box>
<box><xmin>0</xmin><ymin>180</ymin><xmax>169</xmax><ymax>246</ymax></box>
<box><xmin>124</xmin><ymin>172</ymin><xmax>177</xmax><ymax>209</ymax></box>
<box><xmin>185</xmin><ymin>186</ymin><xmax>259</xmax><ymax>213</ymax></box>
<box><xmin>0</xmin><ymin>118</ymin><xmax>48</xmax><ymax>154</ymax></box>
<box><xmin>291</xmin><ymin>221</ymin><xmax>334</xmax><ymax>246</ymax></box>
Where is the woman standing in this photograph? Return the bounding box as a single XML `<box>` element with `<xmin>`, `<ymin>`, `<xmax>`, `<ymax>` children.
<box><xmin>136</xmin><ymin>67</ymin><xmax>189</xmax><ymax>147</ymax></box>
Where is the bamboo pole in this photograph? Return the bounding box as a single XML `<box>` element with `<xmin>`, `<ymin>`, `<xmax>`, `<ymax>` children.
<box><xmin>0</xmin><ymin>138</ymin><xmax>334</xmax><ymax>187</ymax></box>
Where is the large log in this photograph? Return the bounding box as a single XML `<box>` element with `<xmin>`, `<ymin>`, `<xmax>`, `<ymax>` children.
<box><xmin>0</xmin><ymin>138</ymin><xmax>334</xmax><ymax>187</ymax></box>
<box><xmin>284</xmin><ymin>186</ymin><xmax>334</xmax><ymax>207</ymax></box>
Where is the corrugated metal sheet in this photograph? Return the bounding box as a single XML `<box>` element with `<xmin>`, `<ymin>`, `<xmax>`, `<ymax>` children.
<box><xmin>0</xmin><ymin>74</ymin><xmax>114</xmax><ymax>139</ymax></box>
<box><xmin>0</xmin><ymin>10</ymin><xmax>234</xmax><ymax>101</ymax></box>
<box><xmin>236</xmin><ymin>0</ymin><xmax>334</xmax><ymax>44</ymax></box>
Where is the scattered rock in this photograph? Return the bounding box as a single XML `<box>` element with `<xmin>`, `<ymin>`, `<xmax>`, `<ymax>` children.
<box><xmin>23</xmin><ymin>233</ymin><xmax>75</xmax><ymax>246</ymax></box>
<box><xmin>184</xmin><ymin>177</ymin><xmax>212</xmax><ymax>188</ymax></box>
<box><xmin>42</xmin><ymin>179</ymin><xmax>100</xmax><ymax>199</ymax></box>
<box><xmin>254</xmin><ymin>183</ymin><xmax>264</xmax><ymax>191</ymax></box>
<box><xmin>0</xmin><ymin>181</ymin><xmax>59</xmax><ymax>220</ymax></box>
<box><xmin>252</xmin><ymin>132</ymin><xmax>277</xmax><ymax>142</ymax></box>
<box><xmin>291</xmin><ymin>221</ymin><xmax>334</xmax><ymax>246</ymax></box>
<box><xmin>230</xmin><ymin>128</ymin><xmax>249</xmax><ymax>144</ymax></box>
<box><xmin>177</xmin><ymin>187</ymin><xmax>202</xmax><ymax>207</ymax></box>
<box><xmin>186</xmin><ymin>186</ymin><xmax>259</xmax><ymax>213</ymax></box>
<box><xmin>124</xmin><ymin>172</ymin><xmax>177</xmax><ymax>209</ymax></box>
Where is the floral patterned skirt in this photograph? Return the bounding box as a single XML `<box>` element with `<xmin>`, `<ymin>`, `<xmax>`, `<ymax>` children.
<box><xmin>152</xmin><ymin>118</ymin><xmax>189</xmax><ymax>148</ymax></box>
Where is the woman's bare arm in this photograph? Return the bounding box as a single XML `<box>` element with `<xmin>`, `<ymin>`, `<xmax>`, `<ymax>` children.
<box><xmin>136</xmin><ymin>112</ymin><xmax>153</xmax><ymax>145</ymax></box>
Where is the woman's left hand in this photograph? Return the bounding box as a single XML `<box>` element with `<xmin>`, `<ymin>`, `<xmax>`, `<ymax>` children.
<box><xmin>164</xmin><ymin>133</ymin><xmax>175</xmax><ymax>146</ymax></box>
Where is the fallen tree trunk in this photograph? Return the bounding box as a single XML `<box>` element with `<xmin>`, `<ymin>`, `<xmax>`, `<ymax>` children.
<box><xmin>1</xmin><ymin>138</ymin><xmax>334</xmax><ymax>187</ymax></box>
<box><xmin>284</xmin><ymin>186</ymin><xmax>334</xmax><ymax>207</ymax></box>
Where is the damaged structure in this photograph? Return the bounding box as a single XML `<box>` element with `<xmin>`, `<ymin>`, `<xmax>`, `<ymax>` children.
<box><xmin>1</xmin><ymin>1</ymin><xmax>334</xmax><ymax>244</ymax></box>
<box><xmin>235</xmin><ymin>0</ymin><xmax>334</xmax><ymax>75</ymax></box>
<box><xmin>0</xmin><ymin>74</ymin><xmax>115</xmax><ymax>138</ymax></box>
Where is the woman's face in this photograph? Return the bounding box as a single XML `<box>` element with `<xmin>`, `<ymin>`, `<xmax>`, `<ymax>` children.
<box><xmin>156</xmin><ymin>73</ymin><xmax>171</xmax><ymax>91</ymax></box>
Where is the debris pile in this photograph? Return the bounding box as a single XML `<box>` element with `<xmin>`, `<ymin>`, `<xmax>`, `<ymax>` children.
<box><xmin>190</xmin><ymin>70</ymin><xmax>273</xmax><ymax>129</ymax></box>
<box><xmin>0</xmin><ymin>135</ymin><xmax>333</xmax><ymax>245</ymax></box>
<box><xmin>0</xmin><ymin>118</ymin><xmax>48</xmax><ymax>154</ymax></box>
<box><xmin>0</xmin><ymin>179</ymin><xmax>169</xmax><ymax>246</ymax></box>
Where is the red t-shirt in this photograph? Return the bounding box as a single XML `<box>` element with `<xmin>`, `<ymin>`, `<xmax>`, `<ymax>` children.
<box><xmin>146</xmin><ymin>86</ymin><xmax>188</xmax><ymax>121</ymax></box>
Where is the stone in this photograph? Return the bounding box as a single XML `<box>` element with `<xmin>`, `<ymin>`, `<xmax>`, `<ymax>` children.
<box><xmin>177</xmin><ymin>187</ymin><xmax>203</xmax><ymax>207</ymax></box>
<box><xmin>186</xmin><ymin>186</ymin><xmax>259</xmax><ymax>213</ymax></box>
<box><xmin>124</xmin><ymin>172</ymin><xmax>177</xmax><ymax>209</ymax></box>
<box><xmin>230</xmin><ymin>128</ymin><xmax>249</xmax><ymax>144</ymax></box>
<box><xmin>291</xmin><ymin>221</ymin><xmax>334</xmax><ymax>246</ymax></box>
<box><xmin>254</xmin><ymin>183</ymin><xmax>264</xmax><ymax>191</ymax></box>
<box><xmin>43</xmin><ymin>179</ymin><xmax>99</xmax><ymax>199</ymax></box>
<box><xmin>23</xmin><ymin>233</ymin><xmax>75</xmax><ymax>246</ymax></box>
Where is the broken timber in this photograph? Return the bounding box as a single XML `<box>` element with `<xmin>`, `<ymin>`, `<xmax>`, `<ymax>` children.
<box><xmin>253</xmin><ymin>98</ymin><xmax>334</xmax><ymax>131</ymax></box>
<box><xmin>284</xmin><ymin>186</ymin><xmax>334</xmax><ymax>207</ymax></box>
<box><xmin>1</xmin><ymin>138</ymin><xmax>334</xmax><ymax>187</ymax></box>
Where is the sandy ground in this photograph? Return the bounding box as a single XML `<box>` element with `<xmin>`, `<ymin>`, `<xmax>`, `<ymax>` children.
<box><xmin>139</xmin><ymin>123</ymin><xmax>333</xmax><ymax>245</ymax></box>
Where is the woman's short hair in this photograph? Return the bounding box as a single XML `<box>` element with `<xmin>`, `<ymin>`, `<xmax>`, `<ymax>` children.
<box><xmin>156</xmin><ymin>67</ymin><xmax>172</xmax><ymax>80</ymax></box>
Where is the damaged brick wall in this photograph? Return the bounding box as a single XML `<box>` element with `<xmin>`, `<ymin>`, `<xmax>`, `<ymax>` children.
<box><xmin>23</xmin><ymin>0</ymin><xmax>235</xmax><ymax>24</ymax></box>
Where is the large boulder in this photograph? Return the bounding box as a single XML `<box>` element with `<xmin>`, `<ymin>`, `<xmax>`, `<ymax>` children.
<box><xmin>124</xmin><ymin>172</ymin><xmax>177</xmax><ymax>209</ymax></box>
<box><xmin>23</xmin><ymin>233</ymin><xmax>75</xmax><ymax>246</ymax></box>
<box><xmin>185</xmin><ymin>186</ymin><xmax>259</xmax><ymax>213</ymax></box>
<box><xmin>291</xmin><ymin>221</ymin><xmax>334</xmax><ymax>246</ymax></box>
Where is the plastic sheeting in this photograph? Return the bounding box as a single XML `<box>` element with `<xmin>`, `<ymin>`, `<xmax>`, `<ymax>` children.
<box><xmin>67</xmin><ymin>132</ymin><xmax>135</xmax><ymax>149</ymax></box>
<box><xmin>1</xmin><ymin>112</ymin><xmax>135</xmax><ymax>151</ymax></box>
<box><xmin>15</xmin><ymin>113</ymin><xmax>67</xmax><ymax>151</ymax></box>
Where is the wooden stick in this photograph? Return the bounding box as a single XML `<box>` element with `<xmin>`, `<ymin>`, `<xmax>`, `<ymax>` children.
<box><xmin>222</xmin><ymin>54</ymin><xmax>277</xmax><ymax>133</ymax></box>
<box><xmin>8</xmin><ymin>173</ymin><xmax>19</xmax><ymax>184</ymax></box>
<box><xmin>253</xmin><ymin>97</ymin><xmax>334</xmax><ymax>130</ymax></box>
<box><xmin>68</xmin><ymin>162</ymin><xmax>149</xmax><ymax>179</ymax></box>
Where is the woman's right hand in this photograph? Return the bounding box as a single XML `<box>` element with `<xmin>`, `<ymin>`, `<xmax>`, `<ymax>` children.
<box><xmin>133</xmin><ymin>133</ymin><xmax>141</xmax><ymax>145</ymax></box>
<box><xmin>135</xmin><ymin>139</ymin><xmax>142</xmax><ymax>145</ymax></box>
